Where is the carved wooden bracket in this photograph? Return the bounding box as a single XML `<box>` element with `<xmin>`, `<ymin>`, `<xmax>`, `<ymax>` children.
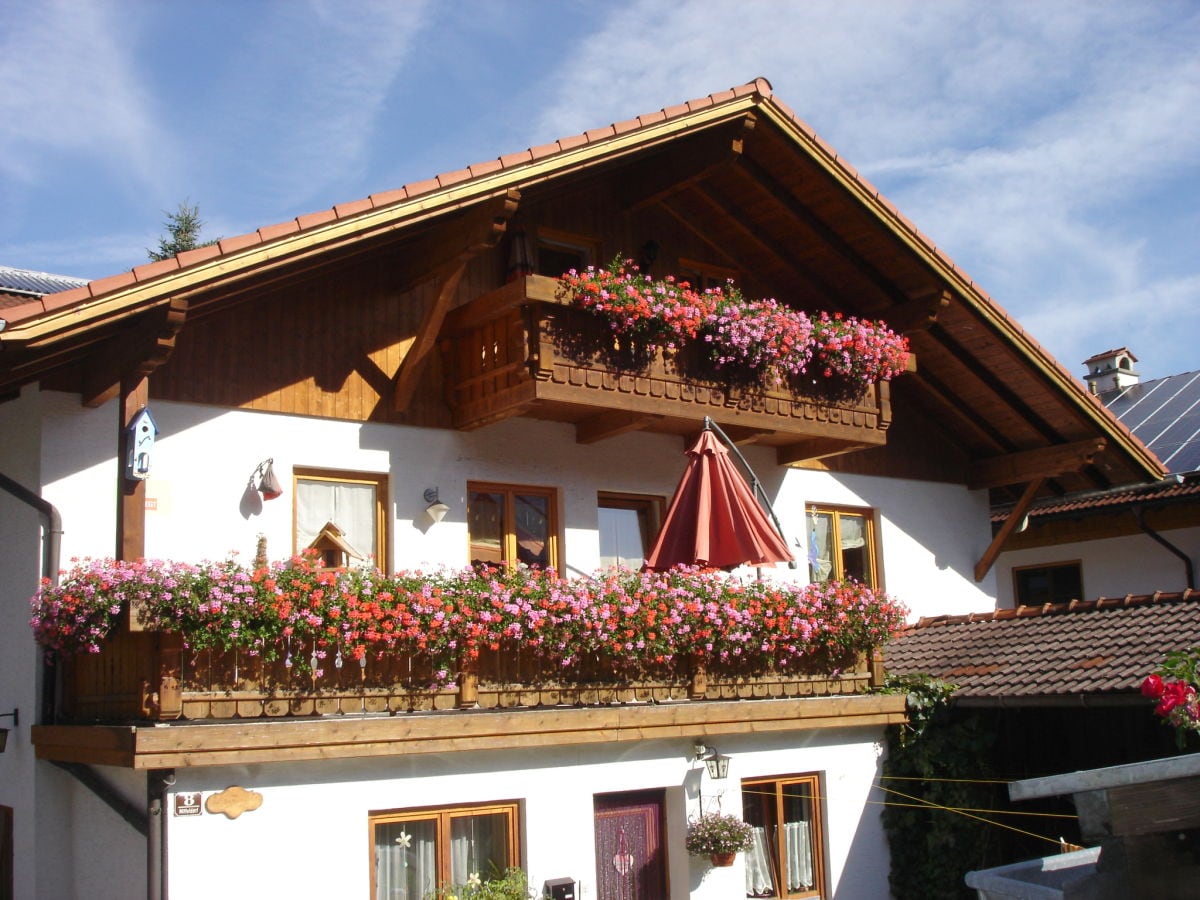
<box><xmin>393</xmin><ymin>189</ymin><xmax>521</xmax><ymax>411</ymax></box>
<box><xmin>888</xmin><ymin>288</ymin><xmax>952</xmax><ymax>334</ymax></box>
<box><xmin>82</xmin><ymin>297</ymin><xmax>189</xmax><ymax>407</ymax></box>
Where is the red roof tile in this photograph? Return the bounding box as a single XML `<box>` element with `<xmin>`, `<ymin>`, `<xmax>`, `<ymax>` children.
<box><xmin>887</xmin><ymin>590</ymin><xmax>1200</xmax><ymax>701</ymax></box>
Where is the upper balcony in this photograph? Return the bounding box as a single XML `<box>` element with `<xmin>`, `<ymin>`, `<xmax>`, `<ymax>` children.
<box><xmin>439</xmin><ymin>276</ymin><xmax>895</xmax><ymax>460</ymax></box>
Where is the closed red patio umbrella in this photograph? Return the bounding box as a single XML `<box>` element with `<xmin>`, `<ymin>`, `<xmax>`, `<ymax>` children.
<box><xmin>644</xmin><ymin>423</ymin><xmax>793</xmax><ymax>571</ymax></box>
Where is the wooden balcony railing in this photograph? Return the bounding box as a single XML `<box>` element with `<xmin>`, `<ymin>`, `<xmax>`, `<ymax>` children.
<box><xmin>439</xmin><ymin>276</ymin><xmax>893</xmax><ymax>458</ymax></box>
<box><xmin>56</xmin><ymin>625</ymin><xmax>883</xmax><ymax>723</ymax></box>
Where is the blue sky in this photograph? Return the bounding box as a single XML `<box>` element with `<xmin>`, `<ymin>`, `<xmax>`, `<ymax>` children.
<box><xmin>2</xmin><ymin>1</ymin><xmax>1198</xmax><ymax>380</ymax></box>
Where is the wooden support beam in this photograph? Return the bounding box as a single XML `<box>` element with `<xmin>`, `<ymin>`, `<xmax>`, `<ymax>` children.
<box><xmin>393</xmin><ymin>190</ymin><xmax>520</xmax><ymax>411</ymax></box>
<box><xmin>575</xmin><ymin>410</ymin><xmax>663</xmax><ymax>444</ymax></box>
<box><xmin>715</xmin><ymin>424</ymin><xmax>774</xmax><ymax>445</ymax></box>
<box><xmin>620</xmin><ymin>114</ymin><xmax>755</xmax><ymax>212</ymax></box>
<box><xmin>968</xmin><ymin>439</ymin><xmax>1107</xmax><ymax>490</ymax></box>
<box><xmin>887</xmin><ymin>289</ymin><xmax>952</xmax><ymax>334</ymax></box>
<box><xmin>975</xmin><ymin>477</ymin><xmax>1045</xmax><ymax>582</ymax></box>
<box><xmin>116</xmin><ymin>375</ymin><xmax>149</xmax><ymax>562</ymax></box>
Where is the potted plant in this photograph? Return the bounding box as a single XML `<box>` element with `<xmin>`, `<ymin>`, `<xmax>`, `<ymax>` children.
<box><xmin>685</xmin><ymin>811</ymin><xmax>755</xmax><ymax>866</ymax></box>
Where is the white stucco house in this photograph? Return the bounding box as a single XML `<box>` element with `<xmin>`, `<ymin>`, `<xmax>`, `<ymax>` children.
<box><xmin>0</xmin><ymin>80</ymin><xmax>1164</xmax><ymax>900</ymax></box>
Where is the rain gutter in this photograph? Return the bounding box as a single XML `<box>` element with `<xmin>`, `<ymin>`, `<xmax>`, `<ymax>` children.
<box><xmin>702</xmin><ymin>416</ymin><xmax>798</xmax><ymax>568</ymax></box>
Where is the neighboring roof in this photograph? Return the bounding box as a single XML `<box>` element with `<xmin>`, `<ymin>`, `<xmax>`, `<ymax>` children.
<box><xmin>0</xmin><ymin>78</ymin><xmax>1165</xmax><ymax>495</ymax></box>
<box><xmin>1102</xmin><ymin>371</ymin><xmax>1200</xmax><ymax>474</ymax></box>
<box><xmin>0</xmin><ymin>265</ymin><xmax>88</xmax><ymax>311</ymax></box>
<box><xmin>886</xmin><ymin>590</ymin><xmax>1200</xmax><ymax>704</ymax></box>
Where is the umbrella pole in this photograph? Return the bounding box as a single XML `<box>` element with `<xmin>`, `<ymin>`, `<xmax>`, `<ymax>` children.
<box><xmin>702</xmin><ymin>417</ymin><xmax>798</xmax><ymax>569</ymax></box>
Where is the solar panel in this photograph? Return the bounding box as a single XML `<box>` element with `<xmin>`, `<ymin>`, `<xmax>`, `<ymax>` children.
<box><xmin>1106</xmin><ymin>371</ymin><xmax>1200</xmax><ymax>475</ymax></box>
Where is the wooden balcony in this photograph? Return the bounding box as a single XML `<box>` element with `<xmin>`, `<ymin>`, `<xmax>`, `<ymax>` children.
<box><xmin>440</xmin><ymin>276</ymin><xmax>893</xmax><ymax>458</ymax></box>
<box><xmin>54</xmin><ymin>625</ymin><xmax>883</xmax><ymax>725</ymax></box>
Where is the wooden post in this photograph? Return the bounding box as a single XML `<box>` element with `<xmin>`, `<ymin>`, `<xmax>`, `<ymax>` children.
<box><xmin>117</xmin><ymin>374</ymin><xmax>149</xmax><ymax>562</ymax></box>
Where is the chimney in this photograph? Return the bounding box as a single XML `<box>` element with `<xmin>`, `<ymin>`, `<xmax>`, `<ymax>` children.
<box><xmin>1082</xmin><ymin>348</ymin><xmax>1139</xmax><ymax>395</ymax></box>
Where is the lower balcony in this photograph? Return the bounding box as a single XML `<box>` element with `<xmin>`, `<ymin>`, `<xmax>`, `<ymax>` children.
<box><xmin>440</xmin><ymin>276</ymin><xmax>893</xmax><ymax>458</ymax></box>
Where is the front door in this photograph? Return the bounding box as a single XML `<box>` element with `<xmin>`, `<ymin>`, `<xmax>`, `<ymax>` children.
<box><xmin>593</xmin><ymin>790</ymin><xmax>667</xmax><ymax>900</ymax></box>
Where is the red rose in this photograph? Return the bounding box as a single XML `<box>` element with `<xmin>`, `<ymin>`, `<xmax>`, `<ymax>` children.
<box><xmin>1156</xmin><ymin>680</ymin><xmax>1195</xmax><ymax>716</ymax></box>
<box><xmin>1141</xmin><ymin>673</ymin><xmax>1166</xmax><ymax>698</ymax></box>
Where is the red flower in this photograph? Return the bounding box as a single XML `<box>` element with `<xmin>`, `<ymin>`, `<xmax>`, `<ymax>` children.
<box><xmin>1156</xmin><ymin>680</ymin><xmax>1195</xmax><ymax>716</ymax></box>
<box><xmin>1141</xmin><ymin>673</ymin><xmax>1166</xmax><ymax>698</ymax></box>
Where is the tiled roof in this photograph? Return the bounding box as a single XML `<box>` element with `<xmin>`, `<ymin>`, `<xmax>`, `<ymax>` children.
<box><xmin>886</xmin><ymin>590</ymin><xmax>1200</xmax><ymax>702</ymax></box>
<box><xmin>992</xmin><ymin>474</ymin><xmax>1200</xmax><ymax>522</ymax></box>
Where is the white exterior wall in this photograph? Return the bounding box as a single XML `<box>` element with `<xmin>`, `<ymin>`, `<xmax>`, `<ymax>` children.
<box><xmin>165</xmin><ymin>727</ymin><xmax>887</xmax><ymax>900</ymax></box>
<box><xmin>30</xmin><ymin>395</ymin><xmax>994</xmax><ymax>620</ymax></box>
<box><xmin>11</xmin><ymin>390</ymin><xmax>1005</xmax><ymax>899</ymax></box>
<box><xmin>994</xmin><ymin>525</ymin><xmax>1200</xmax><ymax>607</ymax></box>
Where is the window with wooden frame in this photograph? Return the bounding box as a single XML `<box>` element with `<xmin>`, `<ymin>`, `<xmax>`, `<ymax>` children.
<box><xmin>534</xmin><ymin>227</ymin><xmax>599</xmax><ymax>278</ymax></box>
<box><xmin>677</xmin><ymin>257</ymin><xmax>739</xmax><ymax>291</ymax></box>
<box><xmin>806</xmin><ymin>504</ymin><xmax>878</xmax><ymax>586</ymax></box>
<box><xmin>742</xmin><ymin>774</ymin><xmax>827</xmax><ymax>899</ymax></box>
<box><xmin>294</xmin><ymin>468</ymin><xmax>388</xmax><ymax>570</ymax></box>
<box><xmin>597</xmin><ymin>491</ymin><xmax>664</xmax><ymax>570</ymax></box>
<box><xmin>1014</xmin><ymin>561</ymin><xmax>1083</xmax><ymax>606</ymax></box>
<box><xmin>468</xmin><ymin>482</ymin><xmax>558</xmax><ymax>569</ymax></box>
<box><xmin>370</xmin><ymin>800</ymin><xmax>520</xmax><ymax>899</ymax></box>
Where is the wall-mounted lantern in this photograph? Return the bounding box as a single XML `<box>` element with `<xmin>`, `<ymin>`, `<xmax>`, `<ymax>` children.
<box><xmin>124</xmin><ymin>407</ymin><xmax>158</xmax><ymax>482</ymax></box>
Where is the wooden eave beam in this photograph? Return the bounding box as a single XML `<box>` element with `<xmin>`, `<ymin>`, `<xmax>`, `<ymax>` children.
<box><xmin>733</xmin><ymin>157</ymin><xmax>921</xmax><ymax>309</ymax></box>
<box><xmin>887</xmin><ymin>289</ymin><xmax>952</xmax><ymax>334</ymax></box>
<box><xmin>620</xmin><ymin>114</ymin><xmax>757</xmax><ymax>211</ymax></box>
<box><xmin>967</xmin><ymin>439</ymin><xmax>1107</xmax><ymax>490</ymax></box>
<box><xmin>392</xmin><ymin>190</ymin><xmax>521</xmax><ymax>412</ymax></box>
<box><xmin>975</xmin><ymin>476</ymin><xmax>1045</xmax><ymax>582</ymax></box>
<box><xmin>777</xmin><ymin>438</ymin><xmax>873</xmax><ymax>466</ymax></box>
<box><xmin>716</xmin><ymin>424</ymin><xmax>775</xmax><ymax>445</ymax></box>
<box><xmin>670</xmin><ymin>186</ymin><xmax>842</xmax><ymax>309</ymax></box>
<box><xmin>575</xmin><ymin>410</ymin><xmax>663</xmax><ymax>444</ymax></box>
<box><xmin>81</xmin><ymin>298</ymin><xmax>189</xmax><ymax>407</ymax></box>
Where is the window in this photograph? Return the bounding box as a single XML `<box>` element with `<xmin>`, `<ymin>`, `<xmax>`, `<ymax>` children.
<box><xmin>294</xmin><ymin>468</ymin><xmax>388</xmax><ymax>570</ymax></box>
<box><xmin>678</xmin><ymin>257</ymin><xmax>738</xmax><ymax>291</ymax></box>
<box><xmin>370</xmin><ymin>801</ymin><xmax>519</xmax><ymax>899</ymax></box>
<box><xmin>468</xmin><ymin>482</ymin><xmax>558</xmax><ymax>568</ymax></box>
<box><xmin>1014</xmin><ymin>561</ymin><xmax>1082</xmax><ymax>606</ymax></box>
<box><xmin>806</xmin><ymin>505</ymin><xmax>877</xmax><ymax>586</ymax></box>
<box><xmin>597</xmin><ymin>492</ymin><xmax>663</xmax><ymax>570</ymax></box>
<box><xmin>534</xmin><ymin>227</ymin><xmax>598</xmax><ymax>277</ymax></box>
<box><xmin>742</xmin><ymin>775</ymin><xmax>826</xmax><ymax>899</ymax></box>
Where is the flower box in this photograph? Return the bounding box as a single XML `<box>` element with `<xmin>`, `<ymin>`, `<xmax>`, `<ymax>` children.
<box><xmin>440</xmin><ymin>276</ymin><xmax>895</xmax><ymax>460</ymax></box>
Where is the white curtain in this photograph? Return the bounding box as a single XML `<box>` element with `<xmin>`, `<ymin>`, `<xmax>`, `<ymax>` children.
<box><xmin>745</xmin><ymin>826</ymin><xmax>776</xmax><ymax>897</ymax></box>
<box><xmin>808</xmin><ymin>513</ymin><xmax>832</xmax><ymax>582</ymax></box>
<box><xmin>782</xmin><ymin>820</ymin><xmax>814</xmax><ymax>891</ymax></box>
<box><xmin>296</xmin><ymin>479</ymin><xmax>376</xmax><ymax>565</ymax></box>
<box><xmin>449</xmin><ymin>812</ymin><xmax>509</xmax><ymax>883</ymax></box>
<box><xmin>374</xmin><ymin>820</ymin><xmax>436</xmax><ymax>900</ymax></box>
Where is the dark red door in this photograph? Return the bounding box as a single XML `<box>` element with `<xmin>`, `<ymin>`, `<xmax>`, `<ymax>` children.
<box><xmin>593</xmin><ymin>790</ymin><xmax>668</xmax><ymax>900</ymax></box>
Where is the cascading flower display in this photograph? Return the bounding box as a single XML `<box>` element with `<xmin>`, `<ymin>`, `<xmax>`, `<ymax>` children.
<box><xmin>558</xmin><ymin>258</ymin><xmax>908</xmax><ymax>394</ymax></box>
<box><xmin>30</xmin><ymin>555</ymin><xmax>908</xmax><ymax>686</ymax></box>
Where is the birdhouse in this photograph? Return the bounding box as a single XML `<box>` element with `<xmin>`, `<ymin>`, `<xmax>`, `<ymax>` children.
<box><xmin>306</xmin><ymin>521</ymin><xmax>364</xmax><ymax>570</ymax></box>
<box><xmin>124</xmin><ymin>407</ymin><xmax>158</xmax><ymax>482</ymax></box>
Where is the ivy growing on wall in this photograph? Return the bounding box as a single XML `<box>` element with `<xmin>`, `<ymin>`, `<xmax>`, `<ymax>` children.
<box><xmin>880</xmin><ymin>674</ymin><xmax>1005</xmax><ymax>899</ymax></box>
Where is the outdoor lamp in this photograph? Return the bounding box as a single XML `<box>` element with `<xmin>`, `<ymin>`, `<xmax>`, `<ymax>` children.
<box><xmin>693</xmin><ymin>741</ymin><xmax>731</xmax><ymax>779</ymax></box>
<box><xmin>424</xmin><ymin>488</ymin><xmax>450</xmax><ymax>523</ymax></box>
<box><xmin>0</xmin><ymin>708</ymin><xmax>18</xmax><ymax>753</ymax></box>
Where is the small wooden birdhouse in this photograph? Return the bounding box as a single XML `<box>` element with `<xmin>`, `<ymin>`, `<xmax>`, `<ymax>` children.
<box><xmin>124</xmin><ymin>407</ymin><xmax>158</xmax><ymax>482</ymax></box>
<box><xmin>306</xmin><ymin>521</ymin><xmax>364</xmax><ymax>570</ymax></box>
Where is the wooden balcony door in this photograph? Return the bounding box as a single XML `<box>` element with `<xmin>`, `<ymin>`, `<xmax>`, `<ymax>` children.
<box><xmin>593</xmin><ymin>790</ymin><xmax>667</xmax><ymax>900</ymax></box>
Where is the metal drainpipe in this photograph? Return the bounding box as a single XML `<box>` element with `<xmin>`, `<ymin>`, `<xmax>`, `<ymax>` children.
<box><xmin>1133</xmin><ymin>506</ymin><xmax>1196</xmax><ymax>590</ymax></box>
<box><xmin>148</xmin><ymin>769</ymin><xmax>175</xmax><ymax>900</ymax></box>
<box><xmin>0</xmin><ymin>470</ymin><xmax>63</xmax><ymax>723</ymax></box>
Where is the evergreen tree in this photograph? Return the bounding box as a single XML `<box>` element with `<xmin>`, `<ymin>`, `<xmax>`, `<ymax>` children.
<box><xmin>147</xmin><ymin>201</ymin><xmax>219</xmax><ymax>261</ymax></box>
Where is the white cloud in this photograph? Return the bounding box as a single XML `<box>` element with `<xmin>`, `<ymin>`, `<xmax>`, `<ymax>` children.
<box><xmin>0</xmin><ymin>1</ymin><xmax>170</xmax><ymax>191</ymax></box>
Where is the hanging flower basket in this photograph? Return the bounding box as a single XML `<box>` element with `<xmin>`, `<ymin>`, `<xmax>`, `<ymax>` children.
<box><xmin>685</xmin><ymin>812</ymin><xmax>754</xmax><ymax>862</ymax></box>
